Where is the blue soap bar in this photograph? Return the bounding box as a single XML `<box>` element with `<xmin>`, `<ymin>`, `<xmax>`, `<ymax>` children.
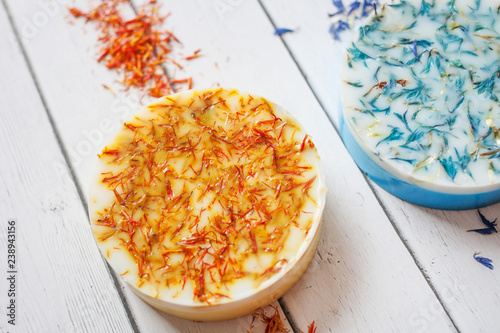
<box><xmin>340</xmin><ymin>0</ymin><xmax>500</xmax><ymax>209</ymax></box>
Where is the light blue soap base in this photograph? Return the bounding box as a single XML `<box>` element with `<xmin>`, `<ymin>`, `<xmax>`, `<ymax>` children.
<box><xmin>339</xmin><ymin>110</ymin><xmax>500</xmax><ymax>210</ymax></box>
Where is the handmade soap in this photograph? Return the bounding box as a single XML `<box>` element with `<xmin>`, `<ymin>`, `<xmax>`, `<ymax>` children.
<box><xmin>89</xmin><ymin>88</ymin><xmax>326</xmax><ymax>320</ymax></box>
<box><xmin>340</xmin><ymin>0</ymin><xmax>500</xmax><ymax>209</ymax></box>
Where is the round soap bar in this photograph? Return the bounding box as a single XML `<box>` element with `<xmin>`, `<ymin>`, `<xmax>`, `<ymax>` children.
<box><xmin>89</xmin><ymin>88</ymin><xmax>326</xmax><ymax>321</ymax></box>
<box><xmin>340</xmin><ymin>0</ymin><xmax>500</xmax><ymax>210</ymax></box>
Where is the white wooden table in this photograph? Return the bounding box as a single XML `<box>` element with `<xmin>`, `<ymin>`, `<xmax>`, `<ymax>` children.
<box><xmin>0</xmin><ymin>0</ymin><xmax>499</xmax><ymax>332</ymax></box>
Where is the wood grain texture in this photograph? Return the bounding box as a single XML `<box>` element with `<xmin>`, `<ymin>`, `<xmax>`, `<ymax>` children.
<box><xmin>2</xmin><ymin>0</ymin><xmax>459</xmax><ymax>331</ymax></box>
<box><xmin>1</xmin><ymin>0</ymin><xmax>292</xmax><ymax>331</ymax></box>
<box><xmin>0</xmin><ymin>4</ymin><xmax>135</xmax><ymax>332</ymax></box>
<box><xmin>261</xmin><ymin>0</ymin><xmax>500</xmax><ymax>331</ymax></box>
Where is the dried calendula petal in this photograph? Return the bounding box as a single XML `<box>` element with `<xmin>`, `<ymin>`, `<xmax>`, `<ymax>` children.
<box><xmin>69</xmin><ymin>0</ymin><xmax>195</xmax><ymax>97</ymax></box>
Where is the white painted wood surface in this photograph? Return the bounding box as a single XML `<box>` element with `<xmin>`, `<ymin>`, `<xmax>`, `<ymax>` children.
<box><xmin>0</xmin><ymin>0</ymin><xmax>497</xmax><ymax>332</ymax></box>
<box><xmin>260</xmin><ymin>1</ymin><xmax>500</xmax><ymax>332</ymax></box>
<box><xmin>0</xmin><ymin>6</ymin><xmax>134</xmax><ymax>333</ymax></box>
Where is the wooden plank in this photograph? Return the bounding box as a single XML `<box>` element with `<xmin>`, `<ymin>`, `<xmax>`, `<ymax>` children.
<box><xmin>0</xmin><ymin>4</ymin><xmax>135</xmax><ymax>332</ymax></box>
<box><xmin>4</xmin><ymin>0</ymin><xmax>455</xmax><ymax>331</ymax></box>
<box><xmin>0</xmin><ymin>0</ymin><xmax>293</xmax><ymax>332</ymax></box>
<box><xmin>260</xmin><ymin>0</ymin><xmax>500</xmax><ymax>331</ymax></box>
<box><xmin>370</xmin><ymin>191</ymin><xmax>500</xmax><ymax>333</ymax></box>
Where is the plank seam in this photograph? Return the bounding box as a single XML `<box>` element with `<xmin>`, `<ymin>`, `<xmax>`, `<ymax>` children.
<box><xmin>0</xmin><ymin>1</ymin><xmax>140</xmax><ymax>332</ymax></box>
<box><xmin>277</xmin><ymin>298</ymin><xmax>300</xmax><ymax>333</ymax></box>
<box><xmin>365</xmin><ymin>180</ymin><xmax>461</xmax><ymax>333</ymax></box>
<box><xmin>256</xmin><ymin>1</ymin><xmax>461</xmax><ymax>332</ymax></box>
<box><xmin>255</xmin><ymin>0</ymin><xmax>340</xmax><ymax>138</ymax></box>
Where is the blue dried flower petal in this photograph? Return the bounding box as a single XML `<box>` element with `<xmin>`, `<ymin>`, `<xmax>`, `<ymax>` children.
<box><xmin>387</xmin><ymin>2</ymin><xmax>406</xmax><ymax>8</ymax></box>
<box><xmin>434</xmin><ymin>56</ymin><xmax>445</xmax><ymax>77</ymax></box>
<box><xmin>480</xmin><ymin>60</ymin><xmax>499</xmax><ymax>72</ymax></box>
<box><xmin>436</xmin><ymin>33</ymin><xmax>463</xmax><ymax>51</ymax></box>
<box><xmin>370</xmin><ymin>105</ymin><xmax>390</xmax><ymax>114</ymax></box>
<box><xmin>332</xmin><ymin>0</ymin><xmax>345</xmax><ymax>11</ymax></box>
<box><xmin>461</xmin><ymin>50</ymin><xmax>478</xmax><ymax>57</ymax></box>
<box><xmin>478</xmin><ymin>210</ymin><xmax>498</xmax><ymax>231</ymax></box>
<box><xmin>373</xmin><ymin>66</ymin><xmax>381</xmax><ymax>81</ymax></box>
<box><xmin>403</xmin><ymin>85</ymin><xmax>429</xmax><ymax>103</ymax></box>
<box><xmin>361</xmin><ymin>0</ymin><xmax>376</xmax><ymax>17</ymax></box>
<box><xmin>376</xmin><ymin>127</ymin><xmax>404</xmax><ymax>147</ymax></box>
<box><xmin>474</xmin><ymin>253</ymin><xmax>494</xmax><ymax>270</ymax></box>
<box><xmin>474</xmin><ymin>69</ymin><xmax>500</xmax><ymax>102</ymax></box>
<box><xmin>404</xmin><ymin>20</ymin><xmax>418</xmax><ymax>31</ymax></box>
<box><xmin>395</xmin><ymin>111</ymin><xmax>412</xmax><ymax>132</ymax></box>
<box><xmin>338</xmin><ymin>20</ymin><xmax>350</xmax><ymax>29</ymax></box>
<box><xmin>447</xmin><ymin>0</ymin><xmax>458</xmax><ymax>14</ymax></box>
<box><xmin>389</xmin><ymin>74</ymin><xmax>396</xmax><ymax>88</ymax></box>
<box><xmin>391</xmin><ymin>157</ymin><xmax>416</xmax><ymax>165</ymax></box>
<box><xmin>274</xmin><ymin>28</ymin><xmax>295</xmax><ymax>36</ymax></box>
<box><xmin>348</xmin><ymin>1</ymin><xmax>361</xmax><ymax>15</ymax></box>
<box><xmin>359</xmin><ymin>22</ymin><xmax>380</xmax><ymax>40</ymax></box>
<box><xmin>347</xmin><ymin>43</ymin><xmax>373</xmax><ymax>64</ymax></box>
<box><xmin>468</xmin><ymin>228</ymin><xmax>495</xmax><ymax>235</ymax></box>
<box><xmin>331</xmin><ymin>20</ymin><xmax>350</xmax><ymax>40</ymax></box>
<box><xmin>421</xmin><ymin>53</ymin><xmax>435</xmax><ymax>74</ymax></box>
<box><xmin>468</xmin><ymin>115</ymin><xmax>481</xmax><ymax>138</ymax></box>
<box><xmin>454</xmin><ymin>74</ymin><xmax>464</xmax><ymax>90</ymax></box>
<box><xmin>419</xmin><ymin>0</ymin><xmax>431</xmax><ymax>16</ymax></box>
<box><xmin>446</xmin><ymin>115</ymin><xmax>458</xmax><ymax>128</ymax></box>
<box><xmin>328</xmin><ymin>11</ymin><xmax>343</xmax><ymax>17</ymax></box>
<box><xmin>467</xmin><ymin>211</ymin><xmax>498</xmax><ymax>234</ymax></box>
<box><xmin>409</xmin><ymin>40</ymin><xmax>418</xmax><ymax>59</ymax></box>
<box><xmin>378</xmin><ymin>55</ymin><xmax>404</xmax><ymax>67</ymax></box>
<box><xmin>454</xmin><ymin>146</ymin><xmax>470</xmax><ymax>172</ymax></box>
<box><xmin>449</xmin><ymin>95</ymin><xmax>464</xmax><ymax>113</ymax></box>
<box><xmin>405</xmin><ymin>58</ymin><xmax>419</xmax><ymax>66</ymax></box>
<box><xmin>439</xmin><ymin>155</ymin><xmax>457</xmax><ymax>180</ymax></box>
<box><xmin>347</xmin><ymin>81</ymin><xmax>364</xmax><ymax>87</ymax></box>
<box><xmin>416</xmin><ymin>39</ymin><xmax>433</xmax><ymax>48</ymax></box>
<box><xmin>404</xmin><ymin>129</ymin><xmax>424</xmax><ymax>145</ymax></box>
<box><xmin>329</xmin><ymin>0</ymin><xmax>377</xmax><ymax>40</ymax></box>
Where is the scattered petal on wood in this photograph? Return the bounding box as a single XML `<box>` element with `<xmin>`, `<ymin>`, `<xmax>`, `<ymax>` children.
<box><xmin>249</xmin><ymin>307</ymin><xmax>289</xmax><ymax>333</ymax></box>
<box><xmin>468</xmin><ymin>211</ymin><xmax>498</xmax><ymax>234</ymax></box>
<box><xmin>478</xmin><ymin>210</ymin><xmax>498</xmax><ymax>231</ymax></box>
<box><xmin>330</xmin><ymin>20</ymin><xmax>350</xmax><ymax>40</ymax></box>
<box><xmin>299</xmin><ymin>320</ymin><xmax>318</xmax><ymax>333</ymax></box>
<box><xmin>274</xmin><ymin>28</ymin><xmax>295</xmax><ymax>36</ymax></box>
<box><xmin>333</xmin><ymin>0</ymin><xmax>345</xmax><ymax>12</ymax></box>
<box><xmin>68</xmin><ymin>0</ymin><xmax>198</xmax><ymax>98</ymax></box>
<box><xmin>328</xmin><ymin>0</ymin><xmax>378</xmax><ymax>40</ymax></box>
<box><xmin>250</xmin><ymin>307</ymin><xmax>318</xmax><ymax>333</ymax></box>
<box><xmin>474</xmin><ymin>253</ymin><xmax>494</xmax><ymax>270</ymax></box>
<box><xmin>467</xmin><ymin>228</ymin><xmax>495</xmax><ymax>235</ymax></box>
<box><xmin>348</xmin><ymin>1</ymin><xmax>361</xmax><ymax>15</ymax></box>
